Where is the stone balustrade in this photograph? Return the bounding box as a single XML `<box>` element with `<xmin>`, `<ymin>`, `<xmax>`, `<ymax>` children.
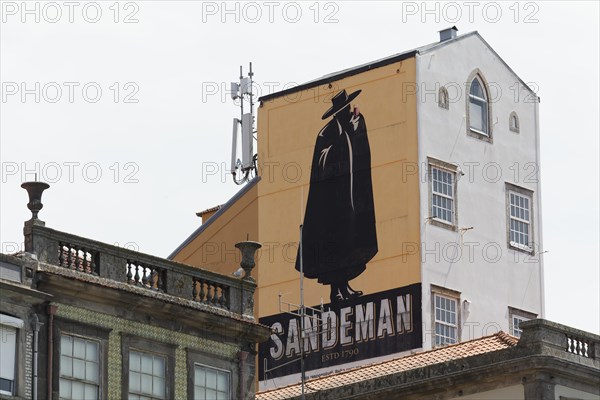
<box><xmin>25</xmin><ymin>224</ymin><xmax>255</xmax><ymax>316</ymax></box>
<box><xmin>519</xmin><ymin>319</ymin><xmax>599</xmax><ymax>363</ymax></box>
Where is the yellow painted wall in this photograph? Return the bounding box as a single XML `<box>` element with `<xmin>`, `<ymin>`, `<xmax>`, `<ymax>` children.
<box><xmin>256</xmin><ymin>58</ymin><xmax>421</xmax><ymax>317</ymax></box>
<box><xmin>172</xmin><ymin>58</ymin><xmax>421</xmax><ymax>320</ymax></box>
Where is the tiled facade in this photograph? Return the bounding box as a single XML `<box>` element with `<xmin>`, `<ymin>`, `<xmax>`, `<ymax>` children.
<box><xmin>107</xmin><ymin>330</ymin><xmax>121</xmax><ymax>399</ymax></box>
<box><xmin>54</xmin><ymin>303</ymin><xmax>238</xmax><ymax>399</ymax></box>
<box><xmin>23</xmin><ymin>331</ymin><xmax>33</xmax><ymax>400</ymax></box>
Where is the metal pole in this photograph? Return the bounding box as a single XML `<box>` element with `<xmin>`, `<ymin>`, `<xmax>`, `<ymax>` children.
<box><xmin>249</xmin><ymin>62</ymin><xmax>254</xmax><ymax>118</ymax></box>
<box><xmin>239</xmin><ymin>65</ymin><xmax>244</xmax><ymax>123</ymax></box>
<box><xmin>299</xmin><ymin>224</ymin><xmax>305</xmax><ymax>400</ymax></box>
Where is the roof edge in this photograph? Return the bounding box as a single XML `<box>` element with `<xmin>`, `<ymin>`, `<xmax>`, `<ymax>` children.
<box><xmin>475</xmin><ymin>33</ymin><xmax>539</xmax><ymax>99</ymax></box>
<box><xmin>418</xmin><ymin>31</ymin><xmax>539</xmax><ymax>99</ymax></box>
<box><xmin>259</xmin><ymin>50</ymin><xmax>418</xmax><ymax>103</ymax></box>
<box><xmin>260</xmin><ymin>30</ymin><xmax>539</xmax><ymax>104</ymax></box>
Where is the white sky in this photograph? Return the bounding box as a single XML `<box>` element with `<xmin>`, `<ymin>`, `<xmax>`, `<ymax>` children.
<box><xmin>1</xmin><ymin>1</ymin><xmax>598</xmax><ymax>334</ymax></box>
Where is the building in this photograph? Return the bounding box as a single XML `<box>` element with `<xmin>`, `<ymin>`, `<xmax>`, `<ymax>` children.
<box><xmin>256</xmin><ymin>320</ymin><xmax>600</xmax><ymax>400</ymax></box>
<box><xmin>1</xmin><ymin>253</ymin><xmax>50</xmax><ymax>399</ymax></box>
<box><xmin>170</xmin><ymin>27</ymin><xmax>544</xmax><ymax>388</ymax></box>
<box><xmin>0</xmin><ymin>182</ymin><xmax>270</xmax><ymax>399</ymax></box>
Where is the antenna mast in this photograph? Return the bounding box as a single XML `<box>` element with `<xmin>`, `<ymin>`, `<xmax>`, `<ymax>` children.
<box><xmin>230</xmin><ymin>62</ymin><xmax>257</xmax><ymax>185</ymax></box>
<box><xmin>262</xmin><ymin>225</ymin><xmax>330</xmax><ymax>399</ymax></box>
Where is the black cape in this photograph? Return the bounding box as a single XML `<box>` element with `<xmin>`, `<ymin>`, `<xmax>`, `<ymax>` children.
<box><xmin>296</xmin><ymin>113</ymin><xmax>378</xmax><ymax>284</ymax></box>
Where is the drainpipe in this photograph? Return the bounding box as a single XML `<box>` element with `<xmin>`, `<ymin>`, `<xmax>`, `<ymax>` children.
<box><xmin>47</xmin><ymin>305</ymin><xmax>57</xmax><ymax>400</ymax></box>
<box><xmin>534</xmin><ymin>98</ymin><xmax>545</xmax><ymax>319</ymax></box>
<box><xmin>238</xmin><ymin>350</ymin><xmax>248</xmax><ymax>400</ymax></box>
<box><xmin>31</xmin><ymin>314</ymin><xmax>41</xmax><ymax>400</ymax></box>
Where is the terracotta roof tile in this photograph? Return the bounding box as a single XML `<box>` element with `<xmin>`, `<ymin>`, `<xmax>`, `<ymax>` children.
<box><xmin>257</xmin><ymin>332</ymin><xmax>518</xmax><ymax>400</ymax></box>
<box><xmin>196</xmin><ymin>205</ymin><xmax>222</xmax><ymax>217</ymax></box>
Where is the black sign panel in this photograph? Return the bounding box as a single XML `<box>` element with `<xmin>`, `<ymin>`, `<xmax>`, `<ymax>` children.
<box><xmin>259</xmin><ymin>283</ymin><xmax>422</xmax><ymax>380</ymax></box>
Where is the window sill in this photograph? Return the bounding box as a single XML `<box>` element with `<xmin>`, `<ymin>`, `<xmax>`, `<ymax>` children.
<box><xmin>467</xmin><ymin>128</ymin><xmax>493</xmax><ymax>143</ymax></box>
<box><xmin>509</xmin><ymin>241</ymin><xmax>534</xmax><ymax>255</ymax></box>
<box><xmin>429</xmin><ymin>218</ymin><xmax>458</xmax><ymax>232</ymax></box>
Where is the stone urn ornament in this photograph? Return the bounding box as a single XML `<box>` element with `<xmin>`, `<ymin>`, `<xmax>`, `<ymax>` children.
<box><xmin>235</xmin><ymin>241</ymin><xmax>261</xmax><ymax>281</ymax></box>
<box><xmin>21</xmin><ymin>181</ymin><xmax>50</xmax><ymax>224</ymax></box>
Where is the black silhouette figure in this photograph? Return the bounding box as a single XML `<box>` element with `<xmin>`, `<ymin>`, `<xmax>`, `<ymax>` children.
<box><xmin>296</xmin><ymin>89</ymin><xmax>378</xmax><ymax>304</ymax></box>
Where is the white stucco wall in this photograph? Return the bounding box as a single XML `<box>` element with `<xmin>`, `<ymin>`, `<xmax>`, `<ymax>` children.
<box><xmin>416</xmin><ymin>33</ymin><xmax>544</xmax><ymax>349</ymax></box>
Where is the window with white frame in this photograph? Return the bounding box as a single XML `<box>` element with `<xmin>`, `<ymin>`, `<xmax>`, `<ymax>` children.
<box><xmin>193</xmin><ymin>364</ymin><xmax>230</xmax><ymax>400</ymax></box>
<box><xmin>59</xmin><ymin>334</ymin><xmax>100</xmax><ymax>400</ymax></box>
<box><xmin>0</xmin><ymin>314</ymin><xmax>23</xmax><ymax>396</ymax></box>
<box><xmin>508</xmin><ymin>187</ymin><xmax>533</xmax><ymax>251</ymax></box>
<box><xmin>434</xmin><ymin>293</ymin><xmax>458</xmax><ymax>346</ymax></box>
<box><xmin>509</xmin><ymin>307</ymin><xmax>537</xmax><ymax>338</ymax></box>
<box><xmin>511</xmin><ymin>315</ymin><xmax>527</xmax><ymax>338</ymax></box>
<box><xmin>468</xmin><ymin>76</ymin><xmax>489</xmax><ymax>135</ymax></box>
<box><xmin>128</xmin><ymin>350</ymin><xmax>166</xmax><ymax>400</ymax></box>
<box><xmin>430</xmin><ymin>165</ymin><xmax>455</xmax><ymax>225</ymax></box>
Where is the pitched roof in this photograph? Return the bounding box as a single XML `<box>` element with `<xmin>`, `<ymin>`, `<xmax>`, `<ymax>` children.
<box><xmin>259</xmin><ymin>30</ymin><xmax>537</xmax><ymax>103</ymax></box>
<box><xmin>168</xmin><ymin>176</ymin><xmax>260</xmax><ymax>259</ymax></box>
<box><xmin>258</xmin><ymin>32</ymin><xmax>478</xmax><ymax>103</ymax></box>
<box><xmin>256</xmin><ymin>332</ymin><xmax>518</xmax><ymax>400</ymax></box>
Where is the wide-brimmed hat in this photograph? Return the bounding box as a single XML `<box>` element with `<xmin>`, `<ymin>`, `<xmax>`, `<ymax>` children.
<box><xmin>322</xmin><ymin>89</ymin><xmax>362</xmax><ymax>119</ymax></box>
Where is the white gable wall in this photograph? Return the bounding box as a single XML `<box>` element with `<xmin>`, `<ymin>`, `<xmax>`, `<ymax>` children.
<box><xmin>416</xmin><ymin>33</ymin><xmax>544</xmax><ymax>350</ymax></box>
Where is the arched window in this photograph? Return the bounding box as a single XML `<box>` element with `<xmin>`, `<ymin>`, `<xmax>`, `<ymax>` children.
<box><xmin>468</xmin><ymin>76</ymin><xmax>489</xmax><ymax>136</ymax></box>
<box><xmin>509</xmin><ymin>112</ymin><xmax>520</xmax><ymax>133</ymax></box>
<box><xmin>438</xmin><ymin>86</ymin><xmax>449</xmax><ymax>110</ymax></box>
